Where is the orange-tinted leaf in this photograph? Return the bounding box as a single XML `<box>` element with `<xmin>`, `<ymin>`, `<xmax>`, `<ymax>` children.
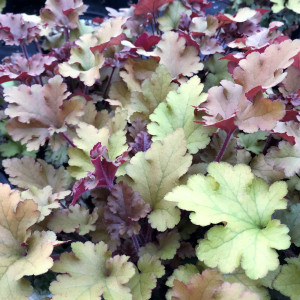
<box><xmin>171</xmin><ymin>270</ymin><xmax>223</xmax><ymax>300</ymax></box>
<box><xmin>152</xmin><ymin>31</ymin><xmax>203</xmax><ymax>78</ymax></box>
<box><xmin>40</xmin><ymin>0</ymin><xmax>87</xmax><ymax>29</ymax></box>
<box><xmin>3</xmin><ymin>156</ymin><xmax>71</xmax><ymax>192</ymax></box>
<box><xmin>233</xmin><ymin>39</ymin><xmax>300</xmax><ymax>95</ymax></box>
<box><xmin>4</xmin><ymin>75</ymin><xmax>84</xmax><ymax>150</ymax></box>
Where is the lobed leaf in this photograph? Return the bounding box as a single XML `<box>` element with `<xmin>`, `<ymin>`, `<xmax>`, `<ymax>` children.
<box><xmin>3</xmin><ymin>156</ymin><xmax>71</xmax><ymax>192</ymax></box>
<box><xmin>148</xmin><ymin>76</ymin><xmax>214</xmax><ymax>154</ymax></box>
<box><xmin>165</xmin><ymin>162</ymin><xmax>290</xmax><ymax>279</ymax></box>
<box><xmin>125</xmin><ymin>129</ymin><xmax>192</xmax><ymax>231</ymax></box>
<box><xmin>50</xmin><ymin>241</ymin><xmax>135</xmax><ymax>300</ymax></box>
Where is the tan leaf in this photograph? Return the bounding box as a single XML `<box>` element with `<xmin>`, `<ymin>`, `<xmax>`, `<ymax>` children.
<box><xmin>235</xmin><ymin>94</ymin><xmax>285</xmax><ymax>133</ymax></box>
<box><xmin>171</xmin><ymin>270</ymin><xmax>223</xmax><ymax>300</ymax></box>
<box><xmin>47</xmin><ymin>204</ymin><xmax>98</xmax><ymax>235</ymax></box>
<box><xmin>0</xmin><ymin>184</ymin><xmax>57</xmax><ymax>299</ymax></box>
<box><xmin>3</xmin><ymin>156</ymin><xmax>71</xmax><ymax>192</ymax></box>
<box><xmin>280</xmin><ymin>65</ymin><xmax>300</xmax><ymax>96</ymax></box>
<box><xmin>4</xmin><ymin>76</ymin><xmax>84</xmax><ymax>150</ymax></box>
<box><xmin>202</xmin><ymin>80</ymin><xmax>285</xmax><ymax>133</ymax></box>
<box><xmin>59</xmin><ymin>34</ymin><xmax>105</xmax><ymax>86</ymax></box>
<box><xmin>152</xmin><ymin>31</ymin><xmax>203</xmax><ymax>78</ymax></box>
<box><xmin>251</xmin><ymin>154</ymin><xmax>285</xmax><ymax>184</ymax></box>
<box><xmin>40</xmin><ymin>0</ymin><xmax>87</xmax><ymax>29</ymax></box>
<box><xmin>120</xmin><ymin>57</ymin><xmax>158</xmax><ymax>92</ymax></box>
<box><xmin>21</xmin><ymin>185</ymin><xmax>70</xmax><ymax>221</ymax></box>
<box><xmin>233</xmin><ymin>39</ymin><xmax>300</xmax><ymax>94</ymax></box>
<box><xmin>94</xmin><ymin>16</ymin><xmax>128</xmax><ymax>45</ymax></box>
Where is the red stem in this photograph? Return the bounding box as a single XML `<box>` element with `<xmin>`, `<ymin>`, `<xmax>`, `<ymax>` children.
<box><xmin>60</xmin><ymin>132</ymin><xmax>76</xmax><ymax>147</ymax></box>
<box><xmin>20</xmin><ymin>43</ymin><xmax>29</xmax><ymax>60</ymax></box>
<box><xmin>64</xmin><ymin>27</ymin><xmax>70</xmax><ymax>42</ymax></box>
<box><xmin>215</xmin><ymin>129</ymin><xmax>235</xmax><ymax>162</ymax></box>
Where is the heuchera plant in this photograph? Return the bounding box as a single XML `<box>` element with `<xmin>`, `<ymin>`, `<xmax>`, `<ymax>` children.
<box><xmin>0</xmin><ymin>0</ymin><xmax>300</xmax><ymax>299</ymax></box>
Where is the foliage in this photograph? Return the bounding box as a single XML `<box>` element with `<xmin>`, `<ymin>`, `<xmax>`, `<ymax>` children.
<box><xmin>0</xmin><ymin>0</ymin><xmax>300</xmax><ymax>298</ymax></box>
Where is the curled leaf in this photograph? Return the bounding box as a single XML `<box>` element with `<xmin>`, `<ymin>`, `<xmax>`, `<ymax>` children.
<box><xmin>104</xmin><ymin>181</ymin><xmax>150</xmax><ymax>239</ymax></box>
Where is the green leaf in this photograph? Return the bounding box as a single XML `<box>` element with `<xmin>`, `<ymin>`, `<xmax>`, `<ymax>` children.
<box><xmin>165</xmin><ymin>162</ymin><xmax>290</xmax><ymax>279</ymax></box>
<box><xmin>68</xmin><ymin>122</ymin><xmax>128</xmax><ymax>179</ymax></box>
<box><xmin>204</xmin><ymin>54</ymin><xmax>233</xmax><ymax>92</ymax></box>
<box><xmin>273</xmin><ymin>256</ymin><xmax>300</xmax><ymax>300</ymax></box>
<box><xmin>50</xmin><ymin>241</ymin><xmax>135</xmax><ymax>300</ymax></box>
<box><xmin>128</xmin><ymin>254</ymin><xmax>165</xmax><ymax>300</ymax></box>
<box><xmin>45</xmin><ymin>144</ymin><xmax>68</xmax><ymax>168</ymax></box>
<box><xmin>148</xmin><ymin>76</ymin><xmax>214</xmax><ymax>154</ymax></box>
<box><xmin>271</xmin><ymin>0</ymin><xmax>300</xmax><ymax>13</ymax></box>
<box><xmin>125</xmin><ymin>129</ymin><xmax>192</xmax><ymax>231</ymax></box>
<box><xmin>157</xmin><ymin>1</ymin><xmax>189</xmax><ymax>31</ymax></box>
<box><xmin>131</xmin><ymin>65</ymin><xmax>177</xmax><ymax>121</ymax></box>
<box><xmin>0</xmin><ymin>0</ymin><xmax>6</xmax><ymax>12</ymax></box>
<box><xmin>139</xmin><ymin>230</ymin><xmax>180</xmax><ymax>260</ymax></box>
<box><xmin>274</xmin><ymin>204</ymin><xmax>300</xmax><ymax>246</ymax></box>
<box><xmin>166</xmin><ymin>264</ymin><xmax>199</xmax><ymax>288</ymax></box>
<box><xmin>237</xmin><ymin>131</ymin><xmax>269</xmax><ymax>154</ymax></box>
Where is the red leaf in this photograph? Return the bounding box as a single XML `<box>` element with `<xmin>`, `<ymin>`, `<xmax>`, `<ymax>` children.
<box><xmin>71</xmin><ymin>143</ymin><xmax>129</xmax><ymax>205</ymax></box>
<box><xmin>133</xmin><ymin>0</ymin><xmax>174</xmax><ymax>16</ymax></box>
<box><xmin>134</xmin><ymin>33</ymin><xmax>161</xmax><ymax>51</ymax></box>
<box><xmin>90</xmin><ymin>33</ymin><xmax>127</xmax><ymax>53</ymax></box>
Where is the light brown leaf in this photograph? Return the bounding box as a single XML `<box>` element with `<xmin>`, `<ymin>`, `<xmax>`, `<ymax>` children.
<box><xmin>40</xmin><ymin>0</ymin><xmax>87</xmax><ymax>29</ymax></box>
<box><xmin>47</xmin><ymin>204</ymin><xmax>98</xmax><ymax>235</ymax></box>
<box><xmin>4</xmin><ymin>75</ymin><xmax>84</xmax><ymax>150</ymax></box>
<box><xmin>0</xmin><ymin>184</ymin><xmax>57</xmax><ymax>299</ymax></box>
<box><xmin>152</xmin><ymin>31</ymin><xmax>203</xmax><ymax>78</ymax></box>
<box><xmin>233</xmin><ymin>39</ymin><xmax>300</xmax><ymax>94</ymax></box>
<box><xmin>3</xmin><ymin>156</ymin><xmax>71</xmax><ymax>192</ymax></box>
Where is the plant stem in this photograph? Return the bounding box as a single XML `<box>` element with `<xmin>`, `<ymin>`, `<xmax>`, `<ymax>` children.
<box><xmin>64</xmin><ymin>27</ymin><xmax>70</xmax><ymax>42</ymax></box>
<box><xmin>145</xmin><ymin>223</ymin><xmax>152</xmax><ymax>243</ymax></box>
<box><xmin>262</xmin><ymin>134</ymin><xmax>272</xmax><ymax>155</ymax></box>
<box><xmin>215</xmin><ymin>129</ymin><xmax>235</xmax><ymax>162</ymax></box>
<box><xmin>60</xmin><ymin>132</ymin><xmax>75</xmax><ymax>147</ymax></box>
<box><xmin>103</xmin><ymin>67</ymin><xmax>116</xmax><ymax>99</ymax></box>
<box><xmin>20</xmin><ymin>43</ymin><xmax>29</xmax><ymax>60</ymax></box>
<box><xmin>35</xmin><ymin>38</ymin><xmax>42</xmax><ymax>53</ymax></box>
<box><xmin>131</xmin><ymin>234</ymin><xmax>140</xmax><ymax>254</ymax></box>
<box><xmin>83</xmin><ymin>85</ymin><xmax>89</xmax><ymax>95</ymax></box>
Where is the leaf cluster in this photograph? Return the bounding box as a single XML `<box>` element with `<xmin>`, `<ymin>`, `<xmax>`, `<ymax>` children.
<box><xmin>0</xmin><ymin>0</ymin><xmax>300</xmax><ymax>299</ymax></box>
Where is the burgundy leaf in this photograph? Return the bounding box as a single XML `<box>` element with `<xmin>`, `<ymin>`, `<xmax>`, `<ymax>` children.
<box><xmin>104</xmin><ymin>181</ymin><xmax>150</xmax><ymax>239</ymax></box>
<box><xmin>129</xmin><ymin>131</ymin><xmax>152</xmax><ymax>154</ymax></box>
<box><xmin>71</xmin><ymin>142</ymin><xmax>129</xmax><ymax>205</ymax></box>
<box><xmin>134</xmin><ymin>33</ymin><xmax>161</xmax><ymax>51</ymax></box>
